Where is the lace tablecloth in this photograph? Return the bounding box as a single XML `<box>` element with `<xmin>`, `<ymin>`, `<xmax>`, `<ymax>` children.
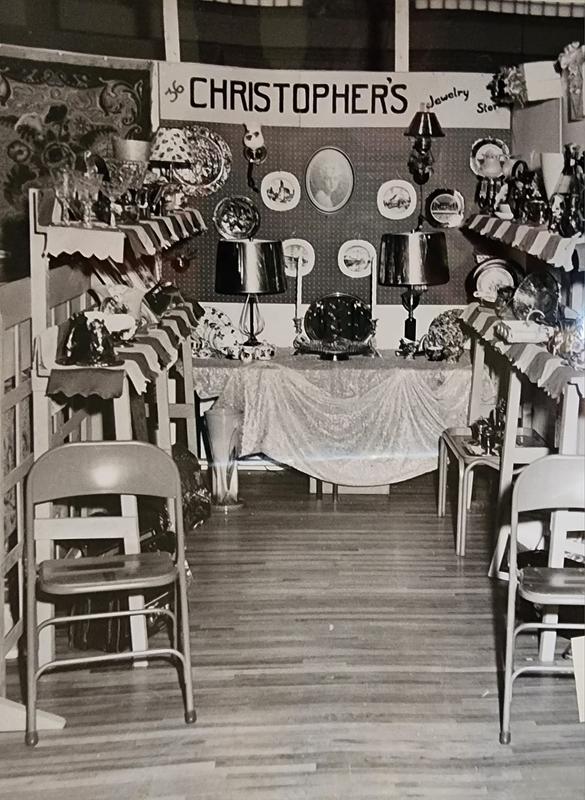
<box><xmin>192</xmin><ymin>351</ymin><xmax>472</xmax><ymax>486</ymax></box>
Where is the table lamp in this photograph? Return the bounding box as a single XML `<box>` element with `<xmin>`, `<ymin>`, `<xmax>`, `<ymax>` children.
<box><xmin>215</xmin><ymin>239</ymin><xmax>287</xmax><ymax>347</ymax></box>
<box><xmin>149</xmin><ymin>127</ymin><xmax>192</xmax><ymax>182</ymax></box>
<box><xmin>378</xmin><ymin>231</ymin><xmax>449</xmax><ymax>341</ymax></box>
<box><xmin>404</xmin><ymin>105</ymin><xmax>444</xmax><ymax>229</ymax></box>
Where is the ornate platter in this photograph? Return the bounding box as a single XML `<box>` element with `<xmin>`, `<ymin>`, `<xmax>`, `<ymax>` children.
<box><xmin>304</xmin><ymin>293</ymin><xmax>374</xmax><ymax>343</ymax></box>
<box><xmin>213</xmin><ymin>196</ymin><xmax>260</xmax><ymax>240</ymax></box>
<box><xmin>337</xmin><ymin>239</ymin><xmax>376</xmax><ymax>278</ymax></box>
<box><xmin>512</xmin><ymin>272</ymin><xmax>560</xmax><ymax>325</ymax></box>
<box><xmin>175</xmin><ymin>126</ymin><xmax>231</xmax><ymax>197</ymax></box>
<box><xmin>260</xmin><ymin>171</ymin><xmax>301</xmax><ymax>211</ymax></box>
<box><xmin>470</xmin><ymin>137</ymin><xmax>510</xmax><ymax>178</ymax></box>
<box><xmin>282</xmin><ymin>238</ymin><xmax>315</xmax><ymax>277</ymax></box>
<box><xmin>426</xmin><ymin>188</ymin><xmax>465</xmax><ymax>228</ymax></box>
<box><xmin>377</xmin><ymin>179</ymin><xmax>417</xmax><ymax>220</ymax></box>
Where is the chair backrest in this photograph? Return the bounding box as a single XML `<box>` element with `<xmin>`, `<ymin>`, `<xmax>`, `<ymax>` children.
<box><xmin>510</xmin><ymin>455</ymin><xmax>585</xmax><ymax>569</ymax></box>
<box><xmin>512</xmin><ymin>455</ymin><xmax>585</xmax><ymax>516</ymax></box>
<box><xmin>27</xmin><ymin>441</ymin><xmax>181</xmax><ymax>506</ymax></box>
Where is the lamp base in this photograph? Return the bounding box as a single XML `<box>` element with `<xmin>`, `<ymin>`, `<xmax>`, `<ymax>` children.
<box><xmin>404</xmin><ymin>317</ymin><xmax>418</xmax><ymax>342</ymax></box>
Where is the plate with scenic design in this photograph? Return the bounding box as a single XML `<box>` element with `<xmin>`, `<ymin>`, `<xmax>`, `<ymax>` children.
<box><xmin>377</xmin><ymin>179</ymin><xmax>417</xmax><ymax>220</ymax></box>
<box><xmin>426</xmin><ymin>188</ymin><xmax>465</xmax><ymax>228</ymax></box>
<box><xmin>337</xmin><ymin>239</ymin><xmax>376</xmax><ymax>278</ymax></box>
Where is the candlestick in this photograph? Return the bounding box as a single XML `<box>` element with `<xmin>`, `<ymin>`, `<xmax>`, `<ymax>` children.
<box><xmin>295</xmin><ymin>265</ymin><xmax>303</xmax><ymax>319</ymax></box>
<box><xmin>370</xmin><ymin>258</ymin><xmax>377</xmax><ymax>318</ymax></box>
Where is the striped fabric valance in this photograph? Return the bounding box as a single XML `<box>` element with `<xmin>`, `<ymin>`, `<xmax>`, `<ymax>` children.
<box><xmin>415</xmin><ymin>0</ymin><xmax>584</xmax><ymax>17</ymax></box>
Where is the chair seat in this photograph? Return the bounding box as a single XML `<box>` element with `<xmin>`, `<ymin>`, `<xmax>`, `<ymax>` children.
<box><xmin>38</xmin><ymin>552</ymin><xmax>176</xmax><ymax>596</ymax></box>
<box><xmin>519</xmin><ymin>566</ymin><xmax>585</xmax><ymax>606</ymax></box>
<box><xmin>441</xmin><ymin>428</ymin><xmax>500</xmax><ymax>467</ymax></box>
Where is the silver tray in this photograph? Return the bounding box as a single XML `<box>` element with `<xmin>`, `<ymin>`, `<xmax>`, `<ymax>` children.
<box><xmin>304</xmin><ymin>293</ymin><xmax>374</xmax><ymax>343</ymax></box>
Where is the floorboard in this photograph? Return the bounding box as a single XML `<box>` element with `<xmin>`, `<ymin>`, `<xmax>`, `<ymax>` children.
<box><xmin>1</xmin><ymin>468</ymin><xmax>583</xmax><ymax>799</ymax></box>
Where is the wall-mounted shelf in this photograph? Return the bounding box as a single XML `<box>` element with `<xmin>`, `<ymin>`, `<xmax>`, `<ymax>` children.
<box><xmin>37</xmin><ymin>205</ymin><xmax>206</xmax><ymax>264</ymax></box>
<box><xmin>465</xmin><ymin>214</ymin><xmax>584</xmax><ymax>272</ymax></box>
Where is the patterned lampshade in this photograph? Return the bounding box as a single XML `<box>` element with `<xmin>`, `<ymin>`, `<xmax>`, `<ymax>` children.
<box><xmin>149</xmin><ymin>127</ymin><xmax>192</xmax><ymax>166</ymax></box>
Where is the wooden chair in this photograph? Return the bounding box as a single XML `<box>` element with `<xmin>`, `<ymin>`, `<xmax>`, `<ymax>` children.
<box><xmin>25</xmin><ymin>441</ymin><xmax>196</xmax><ymax>746</ymax></box>
<box><xmin>500</xmin><ymin>455</ymin><xmax>585</xmax><ymax>745</ymax></box>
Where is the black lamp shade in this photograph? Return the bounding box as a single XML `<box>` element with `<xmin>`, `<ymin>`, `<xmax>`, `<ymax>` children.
<box><xmin>404</xmin><ymin>110</ymin><xmax>445</xmax><ymax>139</ymax></box>
<box><xmin>215</xmin><ymin>239</ymin><xmax>287</xmax><ymax>295</ymax></box>
<box><xmin>379</xmin><ymin>232</ymin><xmax>449</xmax><ymax>287</ymax></box>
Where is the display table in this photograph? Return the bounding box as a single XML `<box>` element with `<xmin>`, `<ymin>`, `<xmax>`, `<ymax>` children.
<box><xmin>192</xmin><ymin>351</ymin><xmax>472</xmax><ymax>487</ymax></box>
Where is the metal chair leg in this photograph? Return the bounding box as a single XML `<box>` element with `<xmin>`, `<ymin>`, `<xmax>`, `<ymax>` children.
<box><xmin>500</xmin><ymin>589</ymin><xmax>517</xmax><ymax>744</ymax></box>
<box><xmin>177</xmin><ymin>571</ymin><xmax>196</xmax><ymax>724</ymax></box>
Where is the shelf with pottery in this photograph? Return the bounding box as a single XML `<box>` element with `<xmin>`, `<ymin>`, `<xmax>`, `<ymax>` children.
<box><xmin>464</xmin><ymin>214</ymin><xmax>585</xmax><ymax>271</ymax></box>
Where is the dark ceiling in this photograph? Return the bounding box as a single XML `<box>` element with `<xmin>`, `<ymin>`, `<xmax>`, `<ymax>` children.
<box><xmin>0</xmin><ymin>0</ymin><xmax>582</xmax><ymax>71</ymax></box>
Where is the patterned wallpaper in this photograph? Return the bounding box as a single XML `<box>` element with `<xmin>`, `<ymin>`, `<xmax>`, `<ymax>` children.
<box><xmin>0</xmin><ymin>54</ymin><xmax>151</xmax><ymax>279</ymax></box>
<box><xmin>166</xmin><ymin>121</ymin><xmax>510</xmax><ymax>307</ymax></box>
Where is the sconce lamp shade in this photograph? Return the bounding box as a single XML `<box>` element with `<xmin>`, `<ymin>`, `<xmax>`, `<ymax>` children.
<box><xmin>379</xmin><ymin>232</ymin><xmax>449</xmax><ymax>287</ymax></box>
<box><xmin>216</xmin><ymin>239</ymin><xmax>287</xmax><ymax>295</ymax></box>
<box><xmin>149</xmin><ymin>127</ymin><xmax>192</xmax><ymax>166</ymax></box>
<box><xmin>404</xmin><ymin>110</ymin><xmax>445</xmax><ymax>139</ymax></box>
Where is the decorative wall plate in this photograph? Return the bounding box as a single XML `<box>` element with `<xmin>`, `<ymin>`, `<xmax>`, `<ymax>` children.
<box><xmin>337</xmin><ymin>239</ymin><xmax>376</xmax><ymax>278</ymax></box>
<box><xmin>377</xmin><ymin>179</ymin><xmax>416</xmax><ymax>220</ymax></box>
<box><xmin>260</xmin><ymin>171</ymin><xmax>301</xmax><ymax>211</ymax></box>
<box><xmin>470</xmin><ymin>137</ymin><xmax>510</xmax><ymax>178</ymax></box>
<box><xmin>305</xmin><ymin>147</ymin><xmax>354</xmax><ymax>213</ymax></box>
<box><xmin>304</xmin><ymin>293</ymin><xmax>374</xmax><ymax>343</ymax></box>
<box><xmin>176</xmin><ymin>126</ymin><xmax>231</xmax><ymax>197</ymax></box>
<box><xmin>467</xmin><ymin>257</ymin><xmax>524</xmax><ymax>304</ymax></box>
<box><xmin>213</xmin><ymin>196</ymin><xmax>260</xmax><ymax>239</ymax></box>
<box><xmin>282</xmin><ymin>238</ymin><xmax>315</xmax><ymax>277</ymax></box>
<box><xmin>426</xmin><ymin>188</ymin><xmax>465</xmax><ymax>228</ymax></box>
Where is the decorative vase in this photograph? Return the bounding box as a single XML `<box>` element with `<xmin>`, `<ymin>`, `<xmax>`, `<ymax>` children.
<box><xmin>204</xmin><ymin>406</ymin><xmax>243</xmax><ymax>511</ymax></box>
<box><xmin>113</xmin><ymin>137</ymin><xmax>152</xmax><ymax>162</ymax></box>
<box><xmin>540</xmin><ymin>152</ymin><xmax>564</xmax><ymax>200</ymax></box>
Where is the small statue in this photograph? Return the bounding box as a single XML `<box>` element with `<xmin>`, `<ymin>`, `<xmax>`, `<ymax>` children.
<box><xmin>242</xmin><ymin>121</ymin><xmax>267</xmax><ymax>192</ymax></box>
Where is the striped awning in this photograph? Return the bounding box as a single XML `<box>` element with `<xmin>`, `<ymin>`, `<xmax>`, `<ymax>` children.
<box><xmin>415</xmin><ymin>1</ymin><xmax>584</xmax><ymax>16</ymax></box>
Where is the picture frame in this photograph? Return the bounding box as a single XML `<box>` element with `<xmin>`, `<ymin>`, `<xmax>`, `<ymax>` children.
<box><xmin>260</xmin><ymin>171</ymin><xmax>301</xmax><ymax>211</ymax></box>
<box><xmin>305</xmin><ymin>147</ymin><xmax>354</xmax><ymax>214</ymax></box>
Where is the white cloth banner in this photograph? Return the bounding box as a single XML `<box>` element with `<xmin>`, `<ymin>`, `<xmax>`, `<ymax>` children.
<box><xmin>158</xmin><ymin>62</ymin><xmax>510</xmax><ymax>129</ymax></box>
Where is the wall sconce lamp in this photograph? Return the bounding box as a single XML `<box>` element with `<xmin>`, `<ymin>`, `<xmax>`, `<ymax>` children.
<box><xmin>215</xmin><ymin>239</ymin><xmax>287</xmax><ymax>347</ymax></box>
<box><xmin>404</xmin><ymin>105</ymin><xmax>445</xmax><ymax>229</ymax></box>
<box><xmin>379</xmin><ymin>231</ymin><xmax>449</xmax><ymax>342</ymax></box>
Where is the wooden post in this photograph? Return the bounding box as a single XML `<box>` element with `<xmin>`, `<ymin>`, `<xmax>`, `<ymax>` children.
<box><xmin>394</xmin><ymin>0</ymin><xmax>409</xmax><ymax>72</ymax></box>
<box><xmin>162</xmin><ymin>0</ymin><xmax>181</xmax><ymax>63</ymax></box>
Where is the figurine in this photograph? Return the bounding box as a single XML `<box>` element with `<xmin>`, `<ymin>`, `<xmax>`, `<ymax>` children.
<box><xmin>242</xmin><ymin>121</ymin><xmax>267</xmax><ymax>192</ymax></box>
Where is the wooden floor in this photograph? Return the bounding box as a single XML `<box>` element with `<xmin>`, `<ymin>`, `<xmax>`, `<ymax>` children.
<box><xmin>1</xmin><ymin>468</ymin><xmax>584</xmax><ymax>799</ymax></box>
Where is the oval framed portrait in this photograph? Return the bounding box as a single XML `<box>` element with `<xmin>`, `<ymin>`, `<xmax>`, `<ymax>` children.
<box><xmin>305</xmin><ymin>147</ymin><xmax>354</xmax><ymax>214</ymax></box>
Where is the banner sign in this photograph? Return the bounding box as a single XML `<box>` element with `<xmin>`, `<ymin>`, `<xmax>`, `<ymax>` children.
<box><xmin>158</xmin><ymin>62</ymin><xmax>510</xmax><ymax>129</ymax></box>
